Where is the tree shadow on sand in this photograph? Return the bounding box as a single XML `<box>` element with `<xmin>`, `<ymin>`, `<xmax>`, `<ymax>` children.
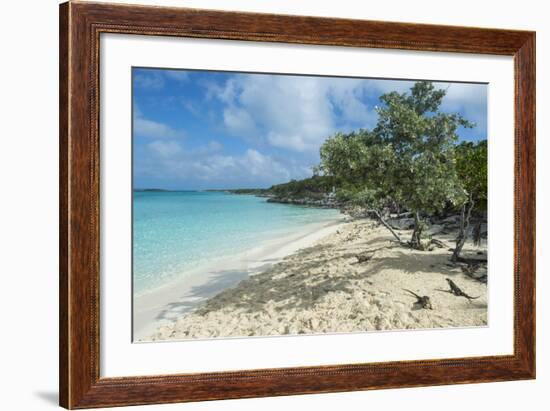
<box><xmin>155</xmin><ymin>239</ymin><xmax>487</xmax><ymax>322</ymax></box>
<box><xmin>189</xmin><ymin>247</ymin><xmax>466</xmax><ymax>314</ymax></box>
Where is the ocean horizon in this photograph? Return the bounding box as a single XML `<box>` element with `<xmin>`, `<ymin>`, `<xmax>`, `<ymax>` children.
<box><xmin>133</xmin><ymin>191</ymin><xmax>341</xmax><ymax>295</ymax></box>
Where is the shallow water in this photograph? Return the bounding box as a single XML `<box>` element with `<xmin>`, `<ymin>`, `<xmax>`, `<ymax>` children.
<box><xmin>133</xmin><ymin>191</ymin><xmax>341</xmax><ymax>294</ymax></box>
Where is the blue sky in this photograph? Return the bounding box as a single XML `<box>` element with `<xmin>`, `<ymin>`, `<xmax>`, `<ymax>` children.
<box><xmin>133</xmin><ymin>68</ymin><xmax>487</xmax><ymax>190</ymax></box>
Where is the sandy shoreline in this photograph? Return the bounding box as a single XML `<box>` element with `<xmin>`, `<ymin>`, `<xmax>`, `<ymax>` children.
<box><xmin>144</xmin><ymin>217</ymin><xmax>488</xmax><ymax>342</ymax></box>
<box><xmin>133</xmin><ymin>217</ymin><xmax>346</xmax><ymax>340</ymax></box>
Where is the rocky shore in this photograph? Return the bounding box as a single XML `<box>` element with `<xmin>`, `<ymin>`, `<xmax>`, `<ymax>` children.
<box><xmin>265</xmin><ymin>195</ymin><xmax>340</xmax><ymax>209</ymax></box>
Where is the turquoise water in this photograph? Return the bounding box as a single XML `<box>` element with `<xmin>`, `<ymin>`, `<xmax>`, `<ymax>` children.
<box><xmin>133</xmin><ymin>191</ymin><xmax>341</xmax><ymax>295</ymax></box>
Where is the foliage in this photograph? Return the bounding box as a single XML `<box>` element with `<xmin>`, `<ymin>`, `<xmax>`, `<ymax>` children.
<box><xmin>227</xmin><ymin>188</ymin><xmax>269</xmax><ymax>195</ymax></box>
<box><xmin>454</xmin><ymin>140</ymin><xmax>488</xmax><ymax>210</ymax></box>
<box><xmin>268</xmin><ymin>175</ymin><xmax>338</xmax><ymax>200</ymax></box>
<box><xmin>320</xmin><ymin>130</ymin><xmax>397</xmax><ymax>209</ymax></box>
<box><xmin>451</xmin><ymin>139</ymin><xmax>488</xmax><ymax>260</ymax></box>
<box><xmin>319</xmin><ymin>81</ymin><xmax>479</xmax><ymax>248</ymax></box>
<box><xmin>372</xmin><ymin>81</ymin><xmax>470</xmax><ymax>216</ymax></box>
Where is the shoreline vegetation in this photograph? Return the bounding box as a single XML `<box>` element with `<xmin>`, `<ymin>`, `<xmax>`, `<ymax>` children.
<box><xmin>140</xmin><ymin>81</ymin><xmax>488</xmax><ymax>341</ymax></box>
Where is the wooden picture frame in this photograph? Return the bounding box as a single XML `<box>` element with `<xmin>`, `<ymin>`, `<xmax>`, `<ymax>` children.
<box><xmin>59</xmin><ymin>1</ymin><xmax>535</xmax><ymax>408</ymax></box>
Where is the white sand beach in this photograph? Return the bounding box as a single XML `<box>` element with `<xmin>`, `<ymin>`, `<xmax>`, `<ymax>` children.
<box><xmin>133</xmin><ymin>218</ymin><xmax>346</xmax><ymax>340</ymax></box>
<box><xmin>142</xmin><ymin>217</ymin><xmax>488</xmax><ymax>342</ymax></box>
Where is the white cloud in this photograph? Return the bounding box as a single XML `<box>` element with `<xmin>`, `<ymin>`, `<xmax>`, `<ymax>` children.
<box><xmin>192</xmin><ymin>148</ymin><xmax>292</xmax><ymax>183</ymax></box>
<box><xmin>439</xmin><ymin>82</ymin><xmax>485</xmax><ymax>103</ymax></box>
<box><xmin>436</xmin><ymin>82</ymin><xmax>487</xmax><ymax>135</ymax></box>
<box><xmin>223</xmin><ymin>107</ymin><xmax>257</xmax><ymax>137</ymax></box>
<box><xmin>203</xmin><ymin>78</ymin><xmax>238</xmax><ymax>103</ymax></box>
<box><xmin>366</xmin><ymin>78</ymin><xmax>415</xmax><ymax>95</ymax></box>
<box><xmin>134</xmin><ymin>70</ymin><xmax>190</xmax><ymax>91</ymax></box>
<box><xmin>134</xmin><ymin>72</ymin><xmax>165</xmax><ymax>90</ymax></box>
<box><xmin>241</xmin><ymin>149</ymin><xmax>290</xmax><ymax>178</ymax></box>
<box><xmin>135</xmin><ymin>76</ymin><xmax>486</xmax><ymax>188</ymax></box>
<box><xmin>133</xmin><ymin>106</ymin><xmax>185</xmax><ymax>139</ymax></box>
<box><xmin>134</xmin><ymin>117</ymin><xmax>184</xmax><ymax>139</ymax></box>
<box><xmin>147</xmin><ymin>140</ymin><xmax>183</xmax><ymax>158</ymax></box>
<box><xmin>328</xmin><ymin>78</ymin><xmax>381</xmax><ymax>125</ymax></box>
<box><xmin>182</xmin><ymin>100</ymin><xmax>201</xmax><ymax>117</ymax></box>
<box><xmin>192</xmin><ymin>140</ymin><xmax>224</xmax><ymax>155</ymax></box>
<box><xmin>138</xmin><ymin>140</ymin><xmax>300</xmax><ymax>187</ymax></box>
<box><xmin>209</xmin><ymin>75</ymin><xmax>383</xmax><ymax>153</ymax></box>
<box><xmin>164</xmin><ymin>70</ymin><xmax>189</xmax><ymax>82</ymax></box>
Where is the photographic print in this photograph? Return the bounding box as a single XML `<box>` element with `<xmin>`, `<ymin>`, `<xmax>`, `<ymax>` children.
<box><xmin>60</xmin><ymin>5</ymin><xmax>535</xmax><ymax>406</ymax></box>
<box><xmin>132</xmin><ymin>68</ymin><xmax>488</xmax><ymax>342</ymax></box>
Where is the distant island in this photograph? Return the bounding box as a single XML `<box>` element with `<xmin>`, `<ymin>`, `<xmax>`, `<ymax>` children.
<box><xmin>134</xmin><ymin>188</ymin><xmax>202</xmax><ymax>193</ymax></box>
<box><xmin>136</xmin><ymin>176</ymin><xmax>340</xmax><ymax>209</ymax></box>
<box><xmin>223</xmin><ymin>176</ymin><xmax>340</xmax><ymax>208</ymax></box>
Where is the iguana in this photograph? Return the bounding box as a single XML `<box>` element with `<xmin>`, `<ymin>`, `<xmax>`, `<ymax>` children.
<box><xmin>403</xmin><ymin>289</ymin><xmax>433</xmax><ymax>310</ymax></box>
<box><xmin>355</xmin><ymin>251</ymin><xmax>375</xmax><ymax>264</ymax></box>
<box><xmin>445</xmin><ymin>278</ymin><xmax>480</xmax><ymax>302</ymax></box>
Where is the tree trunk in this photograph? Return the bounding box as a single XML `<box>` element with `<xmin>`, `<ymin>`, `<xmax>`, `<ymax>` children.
<box><xmin>369</xmin><ymin>209</ymin><xmax>403</xmax><ymax>244</ymax></box>
<box><xmin>451</xmin><ymin>195</ymin><xmax>475</xmax><ymax>262</ymax></box>
<box><xmin>410</xmin><ymin>211</ymin><xmax>424</xmax><ymax>249</ymax></box>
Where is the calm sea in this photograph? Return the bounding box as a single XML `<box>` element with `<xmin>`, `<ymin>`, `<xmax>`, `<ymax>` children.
<box><xmin>133</xmin><ymin>191</ymin><xmax>341</xmax><ymax>295</ymax></box>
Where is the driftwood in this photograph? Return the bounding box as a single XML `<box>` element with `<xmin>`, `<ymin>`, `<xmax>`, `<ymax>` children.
<box><xmin>452</xmin><ymin>255</ymin><xmax>488</xmax><ymax>265</ymax></box>
<box><xmin>430</xmin><ymin>238</ymin><xmax>447</xmax><ymax>248</ymax></box>
<box><xmin>368</xmin><ymin>209</ymin><xmax>406</xmax><ymax>245</ymax></box>
<box><xmin>407</xmin><ymin>237</ymin><xmax>449</xmax><ymax>251</ymax></box>
<box><xmin>460</xmin><ymin>264</ymin><xmax>488</xmax><ymax>284</ymax></box>
<box><xmin>393</xmin><ymin>211</ymin><xmax>414</xmax><ymax>218</ymax></box>
<box><xmin>461</xmin><ymin>263</ymin><xmax>480</xmax><ymax>276</ymax></box>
